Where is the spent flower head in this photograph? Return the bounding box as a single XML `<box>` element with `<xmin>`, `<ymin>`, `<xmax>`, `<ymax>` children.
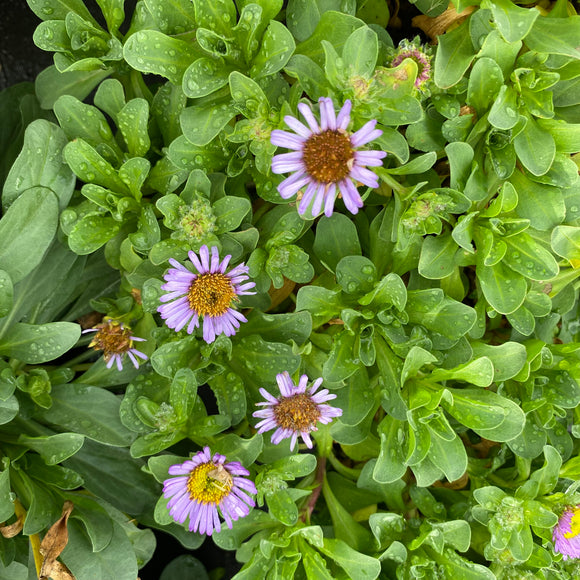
<box><xmin>158</xmin><ymin>245</ymin><xmax>256</xmax><ymax>343</ymax></box>
<box><xmin>163</xmin><ymin>447</ymin><xmax>257</xmax><ymax>536</ymax></box>
<box><xmin>82</xmin><ymin>318</ymin><xmax>147</xmax><ymax>371</ymax></box>
<box><xmin>390</xmin><ymin>38</ymin><xmax>432</xmax><ymax>89</ymax></box>
<box><xmin>253</xmin><ymin>371</ymin><xmax>342</xmax><ymax>451</ymax></box>
<box><xmin>270</xmin><ymin>97</ymin><xmax>386</xmax><ymax>218</ymax></box>
<box><xmin>175</xmin><ymin>198</ymin><xmax>216</xmax><ymax>243</ymax></box>
<box><xmin>553</xmin><ymin>505</ymin><xmax>580</xmax><ymax>560</ymax></box>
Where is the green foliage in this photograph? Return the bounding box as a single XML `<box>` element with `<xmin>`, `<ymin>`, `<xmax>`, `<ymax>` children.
<box><xmin>1</xmin><ymin>0</ymin><xmax>580</xmax><ymax>577</ymax></box>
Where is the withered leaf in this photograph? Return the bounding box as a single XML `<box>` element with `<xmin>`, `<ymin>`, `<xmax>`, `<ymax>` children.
<box><xmin>39</xmin><ymin>501</ymin><xmax>74</xmax><ymax>580</ymax></box>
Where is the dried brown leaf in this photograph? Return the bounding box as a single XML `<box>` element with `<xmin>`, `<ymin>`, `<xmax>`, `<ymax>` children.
<box><xmin>45</xmin><ymin>560</ymin><xmax>75</xmax><ymax>580</ymax></box>
<box><xmin>39</xmin><ymin>501</ymin><xmax>74</xmax><ymax>580</ymax></box>
<box><xmin>0</xmin><ymin>516</ymin><xmax>23</xmax><ymax>538</ymax></box>
<box><xmin>412</xmin><ymin>4</ymin><xmax>476</xmax><ymax>42</ymax></box>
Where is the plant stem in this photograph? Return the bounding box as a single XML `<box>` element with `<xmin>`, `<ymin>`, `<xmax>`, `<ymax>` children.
<box><xmin>299</xmin><ymin>455</ymin><xmax>326</xmax><ymax>524</ymax></box>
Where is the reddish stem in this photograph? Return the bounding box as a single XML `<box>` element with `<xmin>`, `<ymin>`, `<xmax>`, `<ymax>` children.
<box><xmin>300</xmin><ymin>456</ymin><xmax>326</xmax><ymax>523</ymax></box>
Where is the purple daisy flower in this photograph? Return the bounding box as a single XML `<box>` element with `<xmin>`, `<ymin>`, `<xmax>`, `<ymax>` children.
<box><xmin>553</xmin><ymin>506</ymin><xmax>580</xmax><ymax>560</ymax></box>
<box><xmin>253</xmin><ymin>371</ymin><xmax>343</xmax><ymax>451</ymax></box>
<box><xmin>270</xmin><ymin>97</ymin><xmax>387</xmax><ymax>218</ymax></box>
<box><xmin>163</xmin><ymin>447</ymin><xmax>257</xmax><ymax>536</ymax></box>
<box><xmin>82</xmin><ymin>318</ymin><xmax>147</xmax><ymax>371</ymax></box>
<box><xmin>391</xmin><ymin>42</ymin><xmax>432</xmax><ymax>89</ymax></box>
<box><xmin>158</xmin><ymin>245</ymin><xmax>256</xmax><ymax>344</ymax></box>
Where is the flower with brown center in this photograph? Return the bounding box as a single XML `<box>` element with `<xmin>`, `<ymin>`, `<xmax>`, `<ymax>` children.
<box><xmin>253</xmin><ymin>372</ymin><xmax>343</xmax><ymax>450</ymax></box>
<box><xmin>270</xmin><ymin>97</ymin><xmax>387</xmax><ymax>217</ymax></box>
<box><xmin>82</xmin><ymin>318</ymin><xmax>147</xmax><ymax>371</ymax></box>
<box><xmin>158</xmin><ymin>245</ymin><xmax>256</xmax><ymax>343</ymax></box>
<box><xmin>163</xmin><ymin>447</ymin><xmax>256</xmax><ymax>536</ymax></box>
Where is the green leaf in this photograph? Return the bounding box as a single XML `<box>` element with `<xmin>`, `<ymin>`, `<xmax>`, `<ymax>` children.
<box><xmin>213</xmin><ymin>196</ymin><xmax>252</xmax><ymax>234</ymax></box>
<box><xmin>27</xmin><ymin>0</ymin><xmax>99</xmax><ymax>25</ymax></box>
<box><xmin>230</xmin><ymin>335</ymin><xmax>300</xmax><ymax>388</ymax></box>
<box><xmin>229</xmin><ymin>72</ymin><xmax>269</xmax><ymax>119</ymax></box>
<box><xmin>296</xmin><ymin>286</ymin><xmax>342</xmax><ymax>326</ymax></box>
<box><xmin>118</xmin><ymin>99</ymin><xmax>151</xmax><ymax>158</ymax></box>
<box><xmin>192</xmin><ymin>0</ymin><xmax>236</xmax><ymax>36</ymax></box>
<box><xmin>40</xmin><ymin>384</ymin><xmax>135</xmax><ymax>446</ymax></box>
<box><xmin>54</xmin><ymin>95</ymin><xmax>118</xmax><ymax>155</ymax></box>
<box><xmin>295</xmin><ymin>10</ymin><xmax>364</xmax><ymax>66</ymax></box>
<box><xmin>514</xmin><ymin>114</ymin><xmax>556</xmax><ymax>176</ymax></box>
<box><xmin>467</xmin><ymin>57</ymin><xmax>503</xmax><ymax>115</ymax></box>
<box><xmin>302</xmin><ymin>547</ymin><xmax>334</xmax><ymax>580</ymax></box>
<box><xmin>208</xmin><ymin>371</ymin><xmax>246</xmax><ymax>426</ymax></box>
<box><xmin>123</xmin><ymin>30</ymin><xmax>201</xmax><ymax>85</ymax></box>
<box><xmin>434</xmin><ymin>19</ymin><xmax>476</xmax><ymax>89</ymax></box>
<box><xmin>323</xmin><ymin>331</ymin><xmax>360</xmax><ymax>382</ymax></box>
<box><xmin>68</xmin><ymin>214</ymin><xmax>122</xmax><ymax>255</ymax></box>
<box><xmin>0</xmin><ymin>270</ymin><xmax>12</xmax><ymax>319</ymax></box>
<box><xmin>3</xmin><ymin>119</ymin><xmax>75</xmax><ymax>211</ymax></box>
<box><xmin>322</xmin><ymin>477</ymin><xmax>374</xmax><ymax>552</ymax></box>
<box><xmin>19</xmin><ymin>433</ymin><xmax>85</xmax><ymax>465</ymax></box>
<box><xmin>511</xmin><ymin>171</ymin><xmax>565</xmax><ymax>231</ymax></box>
<box><xmin>284</xmin><ymin>54</ymin><xmax>330</xmax><ymax>101</ymax></box>
<box><xmin>35</xmin><ymin>66</ymin><xmax>112</xmax><ymax>111</ymax></box>
<box><xmin>525</xmin><ymin>16</ymin><xmax>580</xmax><ymax>58</ymax></box>
<box><xmin>427</xmin><ymin>429</ymin><xmax>467</xmax><ymax>482</ymax></box>
<box><xmin>94</xmin><ymin>78</ymin><xmax>126</xmax><ymax>122</ymax></box>
<box><xmin>0</xmin><ymin>469</ymin><xmax>14</xmax><ymax>522</ymax></box>
<box><xmin>250</xmin><ymin>20</ymin><xmax>296</xmax><ymax>79</ymax></box>
<box><xmin>406</xmin><ymin>290</ymin><xmax>476</xmax><ymax>342</ymax></box>
<box><xmin>386</xmin><ymin>152</ymin><xmax>437</xmax><ymax>175</ymax></box>
<box><xmin>63</xmin><ymin>138</ymin><xmax>129</xmax><ymax>193</ymax></box>
<box><xmin>442</xmin><ymin>388</ymin><xmax>525</xmax><ymax>440</ymax></box>
<box><xmin>62</xmin><ymin>520</ymin><xmax>138</xmax><ymax>580</ymax></box>
<box><xmin>269</xmin><ymin>453</ymin><xmax>317</xmax><ymax>479</ymax></box>
<box><xmin>470</xmin><ymin>342</ymin><xmax>527</xmax><ymax>381</ymax></box>
<box><xmin>213</xmin><ymin>433</ymin><xmax>263</xmax><ymax>466</ymax></box>
<box><xmin>418</xmin><ymin>232</ymin><xmax>458</xmax><ymax>280</ymax></box>
<box><xmin>0</xmin><ymin>188</ymin><xmax>57</xmax><ymax>284</ymax></box>
<box><xmin>236</xmin><ymin>310</ymin><xmax>312</xmax><ymax>345</ymax></box>
<box><xmin>183</xmin><ymin>57</ymin><xmax>235</xmax><ymax>98</ymax></box>
<box><xmin>313</xmin><ymin>213</ymin><xmax>361</xmax><ymax>272</ymax></box>
<box><xmin>65</xmin><ymin>439</ymin><xmax>160</xmax><ymax>518</ymax></box>
<box><xmin>484</xmin><ymin>0</ymin><xmax>538</xmax><ymax>42</ymax></box>
<box><xmin>169</xmin><ymin>368</ymin><xmax>197</xmax><ymax>423</ymax></box>
<box><xmin>489</xmin><ymin>86</ymin><xmax>520</xmax><ymax>130</ymax></box>
<box><xmin>402</xmin><ymin>346</ymin><xmax>437</xmax><ymax>385</ymax></box>
<box><xmin>334</xmin><ymin>368</ymin><xmax>375</xmax><ymax>426</ymax></box>
<box><xmin>430</xmin><ymin>357</ymin><xmax>494</xmax><ymax>387</ymax></box>
<box><xmin>319</xmin><ymin>537</ymin><xmax>381</xmax><ymax>580</ymax></box>
<box><xmin>144</xmin><ymin>0</ymin><xmax>196</xmax><ymax>35</ymax></box>
<box><xmin>552</xmin><ymin>225</ymin><xmax>580</xmax><ymax>265</ymax></box>
<box><xmin>180</xmin><ymin>96</ymin><xmax>237</xmax><ymax>147</ymax></box>
<box><xmin>336</xmin><ymin>256</ymin><xmax>377</xmax><ymax>294</ymax></box>
<box><xmin>373</xmin><ymin>420</ymin><xmax>407</xmax><ymax>483</ymax></box>
<box><xmin>266</xmin><ymin>489</ymin><xmax>298</xmax><ymax>525</ymax></box>
<box><xmin>342</xmin><ymin>25</ymin><xmax>378</xmax><ymax>78</ymax></box>
<box><xmin>477</xmin><ymin>261</ymin><xmax>527</xmax><ymax>314</ymax></box>
<box><xmin>0</xmin><ymin>322</ymin><xmax>80</xmax><ymax>364</ymax></box>
<box><xmin>502</xmin><ymin>232</ymin><xmax>559</xmax><ymax>281</ymax></box>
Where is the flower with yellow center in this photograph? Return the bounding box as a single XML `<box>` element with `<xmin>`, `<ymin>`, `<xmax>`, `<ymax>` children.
<box><xmin>158</xmin><ymin>245</ymin><xmax>255</xmax><ymax>343</ymax></box>
<box><xmin>253</xmin><ymin>372</ymin><xmax>343</xmax><ymax>451</ymax></box>
<box><xmin>553</xmin><ymin>505</ymin><xmax>580</xmax><ymax>559</ymax></box>
<box><xmin>163</xmin><ymin>447</ymin><xmax>256</xmax><ymax>536</ymax></box>
<box><xmin>271</xmin><ymin>97</ymin><xmax>386</xmax><ymax>217</ymax></box>
<box><xmin>82</xmin><ymin>318</ymin><xmax>147</xmax><ymax>371</ymax></box>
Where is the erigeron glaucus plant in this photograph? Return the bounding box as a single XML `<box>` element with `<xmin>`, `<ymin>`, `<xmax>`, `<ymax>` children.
<box><xmin>0</xmin><ymin>0</ymin><xmax>580</xmax><ymax>578</ymax></box>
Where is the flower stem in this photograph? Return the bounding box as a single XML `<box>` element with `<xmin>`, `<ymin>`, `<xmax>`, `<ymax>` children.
<box><xmin>299</xmin><ymin>456</ymin><xmax>326</xmax><ymax>524</ymax></box>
